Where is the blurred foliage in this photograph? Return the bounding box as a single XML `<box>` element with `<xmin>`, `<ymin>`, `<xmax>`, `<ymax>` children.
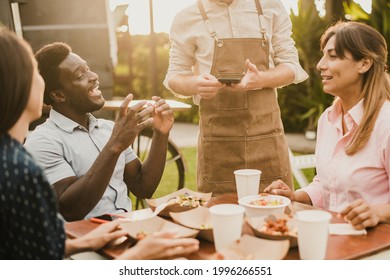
<box><xmin>114</xmin><ymin>31</ymin><xmax>199</xmax><ymax>123</ymax></box>
<box><xmin>113</xmin><ymin>0</ymin><xmax>389</xmax><ymax>130</ymax></box>
<box><xmin>344</xmin><ymin>0</ymin><xmax>390</xmax><ymax>64</ymax></box>
<box><xmin>279</xmin><ymin>0</ymin><xmax>333</xmax><ymax>132</ymax></box>
<box><xmin>280</xmin><ymin>0</ymin><xmax>390</xmax><ymax>133</ymax></box>
<box><xmin>114</xmin><ymin>32</ymin><xmax>170</xmax><ymax>99</ymax></box>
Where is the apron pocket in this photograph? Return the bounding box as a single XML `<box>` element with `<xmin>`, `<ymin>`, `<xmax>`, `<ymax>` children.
<box><xmin>202</xmin><ymin>136</ymin><xmax>245</xmax><ymax>183</ymax></box>
<box><xmin>218</xmin><ymin>88</ymin><xmax>248</xmax><ymax>110</ymax></box>
<box><xmin>202</xmin><ymin>132</ymin><xmax>289</xmax><ymax>184</ymax></box>
<box><xmin>246</xmin><ymin>132</ymin><xmax>289</xmax><ymax>183</ymax></box>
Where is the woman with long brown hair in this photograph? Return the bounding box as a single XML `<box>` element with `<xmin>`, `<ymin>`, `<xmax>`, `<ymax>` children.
<box><xmin>265</xmin><ymin>21</ymin><xmax>390</xmax><ymax>230</ymax></box>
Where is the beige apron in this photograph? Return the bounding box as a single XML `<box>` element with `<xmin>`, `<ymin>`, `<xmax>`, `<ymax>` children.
<box><xmin>197</xmin><ymin>0</ymin><xmax>293</xmax><ymax>194</ymax></box>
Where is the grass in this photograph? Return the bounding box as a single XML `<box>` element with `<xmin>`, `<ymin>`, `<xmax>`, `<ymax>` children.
<box><xmin>155</xmin><ymin>146</ymin><xmax>198</xmax><ymax>196</ymax></box>
<box><xmin>130</xmin><ymin>147</ymin><xmax>197</xmax><ymax>209</ymax></box>
<box><xmin>293</xmin><ymin>167</ymin><xmax>316</xmax><ymax>190</ymax></box>
<box><xmin>130</xmin><ymin>147</ymin><xmax>316</xmax><ymax>209</ymax></box>
<box><xmin>292</xmin><ymin>152</ymin><xmax>317</xmax><ymax>190</ymax></box>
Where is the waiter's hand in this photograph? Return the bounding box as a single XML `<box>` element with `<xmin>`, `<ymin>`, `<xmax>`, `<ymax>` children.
<box><xmin>195</xmin><ymin>73</ymin><xmax>225</xmax><ymax>99</ymax></box>
<box><xmin>232</xmin><ymin>59</ymin><xmax>264</xmax><ymax>91</ymax></box>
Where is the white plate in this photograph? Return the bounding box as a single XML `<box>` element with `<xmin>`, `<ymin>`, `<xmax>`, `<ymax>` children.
<box><xmin>119</xmin><ymin>215</ymin><xmax>199</xmax><ymax>241</ymax></box>
<box><xmin>170</xmin><ymin>206</ymin><xmax>214</xmax><ymax>242</ymax></box>
<box><xmin>246</xmin><ymin>213</ymin><xmax>298</xmax><ymax>247</ymax></box>
<box><xmin>120</xmin><ymin>208</ymin><xmax>154</xmax><ymax>221</ymax></box>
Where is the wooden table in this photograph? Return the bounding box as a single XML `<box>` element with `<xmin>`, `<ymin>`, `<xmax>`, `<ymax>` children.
<box><xmin>65</xmin><ymin>193</ymin><xmax>390</xmax><ymax>260</ymax></box>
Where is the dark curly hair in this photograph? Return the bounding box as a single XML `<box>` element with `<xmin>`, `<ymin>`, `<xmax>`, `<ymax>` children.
<box><xmin>35</xmin><ymin>42</ymin><xmax>71</xmax><ymax>105</ymax></box>
<box><xmin>0</xmin><ymin>28</ymin><xmax>33</xmax><ymax>135</ymax></box>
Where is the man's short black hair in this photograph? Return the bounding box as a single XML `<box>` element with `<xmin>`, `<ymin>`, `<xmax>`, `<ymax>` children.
<box><xmin>35</xmin><ymin>42</ymin><xmax>72</xmax><ymax>105</ymax></box>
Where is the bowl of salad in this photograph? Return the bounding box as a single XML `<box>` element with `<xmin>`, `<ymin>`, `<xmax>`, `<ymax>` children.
<box><xmin>238</xmin><ymin>193</ymin><xmax>290</xmax><ymax>217</ymax></box>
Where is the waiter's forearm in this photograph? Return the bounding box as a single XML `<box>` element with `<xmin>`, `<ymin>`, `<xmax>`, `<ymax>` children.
<box><xmin>168</xmin><ymin>74</ymin><xmax>198</xmax><ymax>97</ymax></box>
<box><xmin>258</xmin><ymin>64</ymin><xmax>295</xmax><ymax>89</ymax></box>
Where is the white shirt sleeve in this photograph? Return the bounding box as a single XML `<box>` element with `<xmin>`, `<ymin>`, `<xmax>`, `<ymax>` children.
<box><xmin>270</xmin><ymin>0</ymin><xmax>308</xmax><ymax>84</ymax></box>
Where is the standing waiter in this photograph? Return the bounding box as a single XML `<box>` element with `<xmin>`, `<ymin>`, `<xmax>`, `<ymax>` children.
<box><xmin>164</xmin><ymin>0</ymin><xmax>308</xmax><ymax>194</ymax></box>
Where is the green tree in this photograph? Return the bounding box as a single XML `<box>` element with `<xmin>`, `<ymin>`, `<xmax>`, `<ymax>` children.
<box><xmin>325</xmin><ymin>0</ymin><xmax>352</xmax><ymax>22</ymax></box>
<box><xmin>115</xmin><ymin>31</ymin><xmax>198</xmax><ymax>123</ymax></box>
<box><xmin>279</xmin><ymin>0</ymin><xmax>333</xmax><ymax>133</ymax></box>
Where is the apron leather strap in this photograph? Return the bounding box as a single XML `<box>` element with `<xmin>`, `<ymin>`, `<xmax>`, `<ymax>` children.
<box><xmin>197</xmin><ymin>0</ymin><xmax>218</xmax><ymax>41</ymax></box>
<box><xmin>197</xmin><ymin>0</ymin><xmax>266</xmax><ymax>40</ymax></box>
<box><xmin>197</xmin><ymin>0</ymin><xmax>209</xmax><ymax>21</ymax></box>
<box><xmin>254</xmin><ymin>0</ymin><xmax>263</xmax><ymax>15</ymax></box>
<box><xmin>254</xmin><ymin>0</ymin><xmax>267</xmax><ymax>39</ymax></box>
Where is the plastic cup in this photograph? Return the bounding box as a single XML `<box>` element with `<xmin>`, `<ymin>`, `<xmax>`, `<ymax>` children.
<box><xmin>234</xmin><ymin>169</ymin><xmax>262</xmax><ymax>200</ymax></box>
<box><xmin>209</xmin><ymin>204</ymin><xmax>245</xmax><ymax>253</ymax></box>
<box><xmin>295</xmin><ymin>210</ymin><xmax>332</xmax><ymax>260</ymax></box>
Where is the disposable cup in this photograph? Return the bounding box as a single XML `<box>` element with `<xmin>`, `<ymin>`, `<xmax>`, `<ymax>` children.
<box><xmin>209</xmin><ymin>204</ymin><xmax>245</xmax><ymax>253</ymax></box>
<box><xmin>295</xmin><ymin>210</ymin><xmax>332</xmax><ymax>260</ymax></box>
<box><xmin>234</xmin><ymin>169</ymin><xmax>262</xmax><ymax>200</ymax></box>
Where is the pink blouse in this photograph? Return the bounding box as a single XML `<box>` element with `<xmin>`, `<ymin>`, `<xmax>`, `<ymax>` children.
<box><xmin>303</xmin><ymin>99</ymin><xmax>390</xmax><ymax>212</ymax></box>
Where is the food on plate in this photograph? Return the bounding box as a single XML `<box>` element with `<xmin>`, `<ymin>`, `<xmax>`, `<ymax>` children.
<box><xmin>261</xmin><ymin>218</ymin><xmax>289</xmax><ymax>235</ymax></box>
<box><xmin>250</xmin><ymin>197</ymin><xmax>285</xmax><ymax>207</ymax></box>
<box><xmin>167</xmin><ymin>193</ymin><xmax>207</xmax><ymax>208</ymax></box>
<box><xmin>259</xmin><ymin>217</ymin><xmax>297</xmax><ymax>236</ymax></box>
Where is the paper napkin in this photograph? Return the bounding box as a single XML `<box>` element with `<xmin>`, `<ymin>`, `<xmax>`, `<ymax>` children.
<box><xmin>329</xmin><ymin>223</ymin><xmax>367</xmax><ymax>235</ymax></box>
